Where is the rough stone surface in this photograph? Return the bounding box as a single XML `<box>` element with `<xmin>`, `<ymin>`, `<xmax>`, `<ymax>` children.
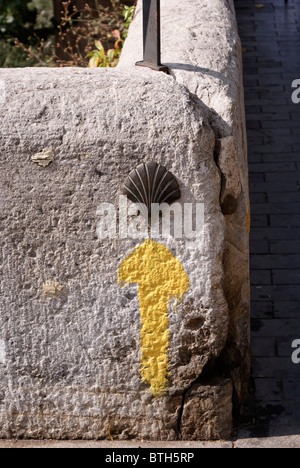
<box><xmin>0</xmin><ymin>0</ymin><xmax>249</xmax><ymax>440</ymax></box>
<box><xmin>0</xmin><ymin>67</ymin><xmax>227</xmax><ymax>440</ymax></box>
<box><xmin>1</xmin><ymin>436</ymin><xmax>300</xmax><ymax>448</ymax></box>
<box><xmin>120</xmin><ymin>0</ymin><xmax>250</xmax><ymax>409</ymax></box>
<box><xmin>0</xmin><ymin>439</ymin><xmax>234</xmax><ymax>448</ymax></box>
<box><xmin>216</xmin><ymin>136</ymin><xmax>241</xmax><ymax>213</ymax></box>
<box><xmin>180</xmin><ymin>378</ymin><xmax>233</xmax><ymax>440</ymax></box>
<box><xmin>31</xmin><ymin>148</ymin><xmax>55</xmax><ymax>167</ymax></box>
<box><xmin>235</xmin><ymin>436</ymin><xmax>300</xmax><ymax>449</ymax></box>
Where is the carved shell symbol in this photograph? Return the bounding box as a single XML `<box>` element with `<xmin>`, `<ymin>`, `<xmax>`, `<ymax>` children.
<box><xmin>122</xmin><ymin>162</ymin><xmax>181</xmax><ymax>214</ymax></box>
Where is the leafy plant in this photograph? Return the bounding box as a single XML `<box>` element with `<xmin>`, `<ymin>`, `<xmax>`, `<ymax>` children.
<box><xmin>55</xmin><ymin>0</ymin><xmax>135</xmax><ymax>67</ymax></box>
<box><xmin>0</xmin><ymin>0</ymin><xmax>55</xmax><ymax>67</ymax></box>
<box><xmin>86</xmin><ymin>30</ymin><xmax>122</xmax><ymax>67</ymax></box>
<box><xmin>86</xmin><ymin>4</ymin><xmax>135</xmax><ymax>68</ymax></box>
<box><xmin>123</xmin><ymin>4</ymin><xmax>135</xmax><ymax>38</ymax></box>
<box><xmin>0</xmin><ymin>0</ymin><xmax>135</xmax><ymax>68</ymax></box>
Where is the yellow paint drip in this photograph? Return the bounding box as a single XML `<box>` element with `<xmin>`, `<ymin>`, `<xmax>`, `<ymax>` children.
<box><xmin>118</xmin><ymin>239</ymin><xmax>190</xmax><ymax>397</ymax></box>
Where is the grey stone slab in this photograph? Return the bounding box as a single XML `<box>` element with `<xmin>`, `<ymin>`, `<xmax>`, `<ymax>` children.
<box><xmin>282</xmin><ymin>379</ymin><xmax>300</xmax><ymax>401</ymax></box>
<box><xmin>251</xmin><ymin>285</ymin><xmax>300</xmax><ymax>302</ymax></box>
<box><xmin>0</xmin><ymin>66</ymin><xmax>232</xmax><ymax>440</ymax></box>
<box><xmin>251</xmin><ymin>302</ymin><xmax>273</xmax><ymax>319</ymax></box>
<box><xmin>272</xmin><ymin>269</ymin><xmax>300</xmax><ymax>285</ymax></box>
<box><xmin>270</xmin><ymin>241</ymin><xmax>300</xmax><ymax>254</ymax></box>
<box><xmin>261</xmin><ymin>121</ymin><xmax>299</xmax><ymax>129</ymax></box>
<box><xmin>251</xmin><ymin>357</ymin><xmax>299</xmax><ymax>378</ymax></box>
<box><xmin>250</xmin><ymin>240</ymin><xmax>270</xmax><ymax>254</ymax></box>
<box><xmin>277</xmin><ymin>337</ymin><xmax>297</xmax><ymax>358</ymax></box>
<box><xmin>251</xmin><ymin>319</ymin><xmax>300</xmax><ymax>337</ymax></box>
<box><xmin>0</xmin><ymin>440</ymin><xmax>234</xmax><ymax>449</ymax></box>
<box><xmin>250</xmin><ymin>254</ymin><xmax>300</xmax><ymax>269</ymax></box>
<box><xmin>254</xmin><ymin>378</ymin><xmax>283</xmax><ymax>401</ymax></box>
<box><xmin>250</xmin><ymin>182</ymin><xmax>299</xmax><ymax>193</ymax></box>
<box><xmin>268</xmin><ymin>192</ymin><xmax>300</xmax><ymax>203</ymax></box>
<box><xmin>274</xmin><ymin>302</ymin><xmax>300</xmax><ymax>318</ymax></box>
<box><xmin>270</xmin><ymin>215</ymin><xmax>300</xmax><ymax>227</ymax></box>
<box><xmin>236</xmin><ymin>435</ymin><xmax>300</xmax><ymax>448</ymax></box>
<box><xmin>251</xmin><ymin>203</ymin><xmax>300</xmax><ymax>215</ymax></box>
<box><xmin>251</xmin><ymin>215</ymin><xmax>269</xmax><ymax>227</ymax></box>
<box><xmin>249</xmin><ymin>163</ymin><xmax>297</xmax><ymax>173</ymax></box>
<box><xmin>249</xmin><ymin>173</ymin><xmax>265</xmax><ymax>183</ymax></box>
<box><xmin>249</xmin><ymin>193</ymin><xmax>267</xmax><ymax>203</ymax></box>
<box><xmin>250</xmin><ymin>270</ymin><xmax>272</xmax><ymax>285</ymax></box>
<box><xmin>251</xmin><ymin>337</ymin><xmax>276</xmax><ymax>357</ymax></box>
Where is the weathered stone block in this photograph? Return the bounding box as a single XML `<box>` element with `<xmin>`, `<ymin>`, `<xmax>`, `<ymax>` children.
<box><xmin>180</xmin><ymin>379</ymin><xmax>233</xmax><ymax>440</ymax></box>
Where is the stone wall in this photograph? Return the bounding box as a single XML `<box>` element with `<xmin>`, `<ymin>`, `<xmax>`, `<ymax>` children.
<box><xmin>0</xmin><ymin>0</ymin><xmax>249</xmax><ymax>440</ymax></box>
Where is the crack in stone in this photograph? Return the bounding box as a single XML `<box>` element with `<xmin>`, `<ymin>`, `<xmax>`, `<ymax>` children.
<box><xmin>176</xmin><ymin>379</ymin><xmax>196</xmax><ymax>440</ymax></box>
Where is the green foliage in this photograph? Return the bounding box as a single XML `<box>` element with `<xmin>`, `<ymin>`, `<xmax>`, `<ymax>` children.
<box><xmin>86</xmin><ymin>4</ymin><xmax>135</xmax><ymax>68</ymax></box>
<box><xmin>86</xmin><ymin>35</ymin><xmax>121</xmax><ymax>68</ymax></box>
<box><xmin>0</xmin><ymin>0</ymin><xmax>135</xmax><ymax>68</ymax></box>
<box><xmin>123</xmin><ymin>4</ymin><xmax>135</xmax><ymax>38</ymax></box>
<box><xmin>0</xmin><ymin>40</ymin><xmax>24</xmax><ymax>68</ymax></box>
<box><xmin>0</xmin><ymin>0</ymin><xmax>54</xmax><ymax>67</ymax></box>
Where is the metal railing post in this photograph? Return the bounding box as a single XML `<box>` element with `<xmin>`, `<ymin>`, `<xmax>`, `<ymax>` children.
<box><xmin>136</xmin><ymin>0</ymin><xmax>169</xmax><ymax>73</ymax></box>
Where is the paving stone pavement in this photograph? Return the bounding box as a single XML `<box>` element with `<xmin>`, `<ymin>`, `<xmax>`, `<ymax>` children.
<box><xmin>1</xmin><ymin>437</ymin><xmax>300</xmax><ymax>448</ymax></box>
<box><xmin>235</xmin><ymin>0</ymin><xmax>300</xmax><ymax>438</ymax></box>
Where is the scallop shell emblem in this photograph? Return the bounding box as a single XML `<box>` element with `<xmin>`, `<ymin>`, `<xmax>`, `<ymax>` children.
<box><xmin>122</xmin><ymin>162</ymin><xmax>180</xmax><ymax>216</ymax></box>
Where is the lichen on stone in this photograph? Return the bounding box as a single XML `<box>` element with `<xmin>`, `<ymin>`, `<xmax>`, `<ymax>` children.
<box><xmin>42</xmin><ymin>281</ymin><xmax>65</xmax><ymax>298</ymax></box>
<box><xmin>31</xmin><ymin>148</ymin><xmax>54</xmax><ymax>167</ymax></box>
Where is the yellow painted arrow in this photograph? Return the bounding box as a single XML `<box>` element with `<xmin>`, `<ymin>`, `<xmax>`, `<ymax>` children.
<box><xmin>118</xmin><ymin>239</ymin><xmax>190</xmax><ymax>396</ymax></box>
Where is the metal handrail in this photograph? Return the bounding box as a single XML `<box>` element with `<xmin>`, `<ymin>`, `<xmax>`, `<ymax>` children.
<box><xmin>135</xmin><ymin>0</ymin><xmax>169</xmax><ymax>73</ymax></box>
